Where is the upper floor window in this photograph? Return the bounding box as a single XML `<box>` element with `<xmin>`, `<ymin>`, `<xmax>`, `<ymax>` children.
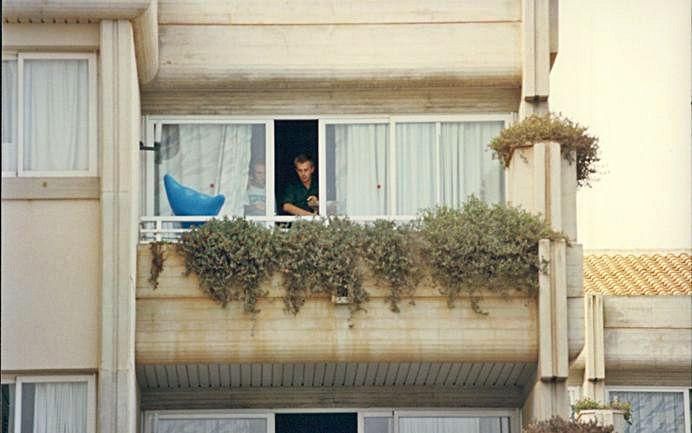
<box><xmin>1</xmin><ymin>52</ymin><xmax>97</xmax><ymax>177</ymax></box>
<box><xmin>141</xmin><ymin>115</ymin><xmax>510</xmax><ymax>235</ymax></box>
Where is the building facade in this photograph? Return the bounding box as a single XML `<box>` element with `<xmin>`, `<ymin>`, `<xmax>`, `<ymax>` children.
<box><xmin>1</xmin><ymin>1</ymin><xmax>689</xmax><ymax>433</ymax></box>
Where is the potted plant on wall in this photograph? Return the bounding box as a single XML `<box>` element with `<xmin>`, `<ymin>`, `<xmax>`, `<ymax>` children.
<box><xmin>489</xmin><ymin>112</ymin><xmax>600</xmax><ymax>187</ymax></box>
<box><xmin>573</xmin><ymin>397</ymin><xmax>632</xmax><ymax>433</ymax></box>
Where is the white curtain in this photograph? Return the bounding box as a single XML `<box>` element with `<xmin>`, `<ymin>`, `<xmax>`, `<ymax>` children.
<box><xmin>31</xmin><ymin>382</ymin><xmax>87</xmax><ymax>433</ymax></box>
<box><xmin>396</xmin><ymin>123</ymin><xmax>436</xmax><ymax>215</ymax></box>
<box><xmin>2</xmin><ymin>60</ymin><xmax>17</xmax><ymax>172</ymax></box>
<box><xmin>439</xmin><ymin>121</ymin><xmax>504</xmax><ymax>206</ymax></box>
<box><xmin>331</xmin><ymin>123</ymin><xmax>388</xmax><ymax>215</ymax></box>
<box><xmin>610</xmin><ymin>391</ymin><xmax>685</xmax><ymax>433</ymax></box>
<box><xmin>399</xmin><ymin>417</ymin><xmax>509</xmax><ymax>433</ymax></box>
<box><xmin>157</xmin><ymin>124</ymin><xmax>253</xmax><ymax>217</ymax></box>
<box><xmin>23</xmin><ymin>59</ymin><xmax>89</xmax><ymax>172</ymax></box>
<box><xmin>395</xmin><ymin>121</ymin><xmax>504</xmax><ymax>216</ymax></box>
<box><xmin>156</xmin><ymin>418</ymin><xmax>266</xmax><ymax>433</ymax></box>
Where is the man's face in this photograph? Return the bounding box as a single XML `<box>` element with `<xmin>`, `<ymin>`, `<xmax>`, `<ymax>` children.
<box><xmin>252</xmin><ymin>163</ymin><xmax>266</xmax><ymax>185</ymax></box>
<box><xmin>295</xmin><ymin>161</ymin><xmax>314</xmax><ymax>185</ymax></box>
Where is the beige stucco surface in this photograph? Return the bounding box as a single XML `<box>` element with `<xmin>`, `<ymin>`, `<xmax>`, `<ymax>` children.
<box><xmin>551</xmin><ymin>0</ymin><xmax>691</xmax><ymax>251</ymax></box>
<box><xmin>1</xmin><ymin>199</ymin><xmax>100</xmax><ymax>370</ymax></box>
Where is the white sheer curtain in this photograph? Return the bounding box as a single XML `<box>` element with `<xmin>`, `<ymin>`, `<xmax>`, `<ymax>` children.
<box><xmin>2</xmin><ymin>60</ymin><xmax>17</xmax><ymax>172</ymax></box>
<box><xmin>157</xmin><ymin>124</ymin><xmax>253</xmax><ymax>217</ymax></box>
<box><xmin>440</xmin><ymin>121</ymin><xmax>504</xmax><ymax>206</ymax></box>
<box><xmin>30</xmin><ymin>382</ymin><xmax>87</xmax><ymax>433</ymax></box>
<box><xmin>399</xmin><ymin>416</ymin><xmax>509</xmax><ymax>433</ymax></box>
<box><xmin>396</xmin><ymin>123</ymin><xmax>436</xmax><ymax>215</ymax></box>
<box><xmin>330</xmin><ymin>123</ymin><xmax>388</xmax><ymax>215</ymax></box>
<box><xmin>395</xmin><ymin>121</ymin><xmax>504</xmax><ymax>216</ymax></box>
<box><xmin>610</xmin><ymin>391</ymin><xmax>686</xmax><ymax>433</ymax></box>
<box><xmin>23</xmin><ymin>59</ymin><xmax>89</xmax><ymax>172</ymax></box>
<box><xmin>156</xmin><ymin>418</ymin><xmax>266</xmax><ymax>433</ymax></box>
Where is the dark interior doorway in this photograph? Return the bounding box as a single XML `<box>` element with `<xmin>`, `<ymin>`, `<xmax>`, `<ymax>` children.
<box><xmin>274</xmin><ymin>120</ymin><xmax>319</xmax><ymax>215</ymax></box>
<box><xmin>275</xmin><ymin>413</ymin><xmax>357</xmax><ymax>433</ymax></box>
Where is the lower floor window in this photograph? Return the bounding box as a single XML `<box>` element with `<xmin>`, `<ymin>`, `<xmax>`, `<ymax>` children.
<box><xmin>1</xmin><ymin>375</ymin><xmax>95</xmax><ymax>433</ymax></box>
<box><xmin>608</xmin><ymin>388</ymin><xmax>691</xmax><ymax>433</ymax></box>
<box><xmin>145</xmin><ymin>411</ymin><xmax>514</xmax><ymax>433</ymax></box>
<box><xmin>364</xmin><ymin>415</ymin><xmax>511</xmax><ymax>433</ymax></box>
<box><xmin>156</xmin><ymin>417</ymin><xmax>267</xmax><ymax>433</ymax></box>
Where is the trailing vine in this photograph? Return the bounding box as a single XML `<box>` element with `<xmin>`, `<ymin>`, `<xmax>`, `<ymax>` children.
<box><xmin>420</xmin><ymin>197</ymin><xmax>565</xmax><ymax>313</ymax></box>
<box><xmin>177</xmin><ymin>217</ymin><xmax>275</xmax><ymax>313</ymax></box>
<box><xmin>148</xmin><ymin>241</ymin><xmax>167</xmax><ymax>290</ymax></box>
<box><xmin>489</xmin><ymin>112</ymin><xmax>600</xmax><ymax>186</ymax></box>
<box><xmin>275</xmin><ymin>218</ymin><xmax>368</xmax><ymax>314</ymax></box>
<box><xmin>165</xmin><ymin>198</ymin><xmax>563</xmax><ymax>315</ymax></box>
<box><xmin>362</xmin><ymin>220</ymin><xmax>421</xmax><ymax>312</ymax></box>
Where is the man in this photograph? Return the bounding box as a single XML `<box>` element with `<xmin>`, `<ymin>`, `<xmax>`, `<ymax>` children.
<box><xmin>244</xmin><ymin>161</ymin><xmax>266</xmax><ymax>216</ymax></box>
<box><xmin>282</xmin><ymin>153</ymin><xmax>319</xmax><ymax>216</ymax></box>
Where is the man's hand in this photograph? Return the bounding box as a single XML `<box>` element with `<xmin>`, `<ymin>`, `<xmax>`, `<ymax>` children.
<box><xmin>282</xmin><ymin>202</ymin><xmax>315</xmax><ymax>216</ymax></box>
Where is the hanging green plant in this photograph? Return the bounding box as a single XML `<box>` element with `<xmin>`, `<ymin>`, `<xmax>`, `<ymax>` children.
<box><xmin>489</xmin><ymin>112</ymin><xmax>599</xmax><ymax>186</ymax></box>
<box><xmin>276</xmin><ymin>218</ymin><xmax>368</xmax><ymax>314</ymax></box>
<box><xmin>177</xmin><ymin>217</ymin><xmax>275</xmax><ymax>313</ymax></box>
<box><xmin>162</xmin><ymin>198</ymin><xmax>564</xmax><ymax>316</ymax></box>
<box><xmin>420</xmin><ymin>197</ymin><xmax>565</xmax><ymax>313</ymax></box>
<box><xmin>148</xmin><ymin>241</ymin><xmax>168</xmax><ymax>290</ymax></box>
<box><xmin>362</xmin><ymin>220</ymin><xmax>421</xmax><ymax>312</ymax></box>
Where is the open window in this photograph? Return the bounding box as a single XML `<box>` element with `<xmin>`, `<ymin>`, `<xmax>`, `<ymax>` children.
<box><xmin>140</xmin><ymin>115</ymin><xmax>512</xmax><ymax>240</ymax></box>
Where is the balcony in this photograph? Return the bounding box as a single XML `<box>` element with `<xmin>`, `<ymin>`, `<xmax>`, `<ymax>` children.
<box><xmin>135</xmin><ymin>237</ymin><xmax>584</xmax><ymax>409</ymax></box>
<box><xmin>136</xmin><ymin>242</ymin><xmax>543</xmax><ymax>365</ymax></box>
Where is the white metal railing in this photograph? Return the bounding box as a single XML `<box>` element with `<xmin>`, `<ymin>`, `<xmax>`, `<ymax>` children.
<box><xmin>139</xmin><ymin>215</ymin><xmax>417</xmax><ymax>242</ymax></box>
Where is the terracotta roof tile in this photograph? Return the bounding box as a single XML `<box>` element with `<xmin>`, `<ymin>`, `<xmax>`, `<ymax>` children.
<box><xmin>584</xmin><ymin>253</ymin><xmax>692</xmax><ymax>296</ymax></box>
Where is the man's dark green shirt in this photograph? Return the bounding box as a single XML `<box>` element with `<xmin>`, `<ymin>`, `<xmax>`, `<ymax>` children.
<box><xmin>282</xmin><ymin>180</ymin><xmax>318</xmax><ymax>212</ymax></box>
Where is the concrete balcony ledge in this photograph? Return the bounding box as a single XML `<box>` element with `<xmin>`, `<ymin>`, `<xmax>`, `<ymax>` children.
<box><xmin>136</xmin><ymin>244</ymin><xmax>543</xmax><ymax>365</ymax></box>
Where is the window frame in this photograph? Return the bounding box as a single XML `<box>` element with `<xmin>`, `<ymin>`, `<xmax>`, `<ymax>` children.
<box><xmin>2</xmin><ymin>51</ymin><xmax>98</xmax><ymax>178</ymax></box>
<box><xmin>7</xmin><ymin>374</ymin><xmax>96</xmax><ymax>433</ymax></box>
<box><xmin>359</xmin><ymin>408</ymin><xmax>520</xmax><ymax>433</ymax></box>
<box><xmin>606</xmin><ymin>386</ymin><xmax>692</xmax><ymax>433</ymax></box>
<box><xmin>142</xmin><ymin>117</ymin><xmax>275</xmax><ymax>218</ymax></box>
<box><xmin>1</xmin><ymin>377</ymin><xmax>16</xmax><ymax>433</ymax></box>
<box><xmin>143</xmin><ymin>408</ymin><xmax>519</xmax><ymax>433</ymax></box>
<box><xmin>142</xmin><ymin>114</ymin><xmax>514</xmax><ymax>222</ymax></box>
<box><xmin>143</xmin><ymin>410</ymin><xmax>275</xmax><ymax>433</ymax></box>
<box><xmin>2</xmin><ymin>53</ymin><xmax>19</xmax><ymax>178</ymax></box>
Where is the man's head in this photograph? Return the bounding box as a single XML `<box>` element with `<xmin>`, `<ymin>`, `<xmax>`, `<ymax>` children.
<box><xmin>293</xmin><ymin>153</ymin><xmax>314</xmax><ymax>186</ymax></box>
<box><xmin>250</xmin><ymin>161</ymin><xmax>266</xmax><ymax>186</ymax></box>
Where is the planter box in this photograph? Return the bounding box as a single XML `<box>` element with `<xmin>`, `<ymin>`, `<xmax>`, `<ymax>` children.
<box><xmin>577</xmin><ymin>409</ymin><xmax>627</xmax><ymax>433</ymax></box>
